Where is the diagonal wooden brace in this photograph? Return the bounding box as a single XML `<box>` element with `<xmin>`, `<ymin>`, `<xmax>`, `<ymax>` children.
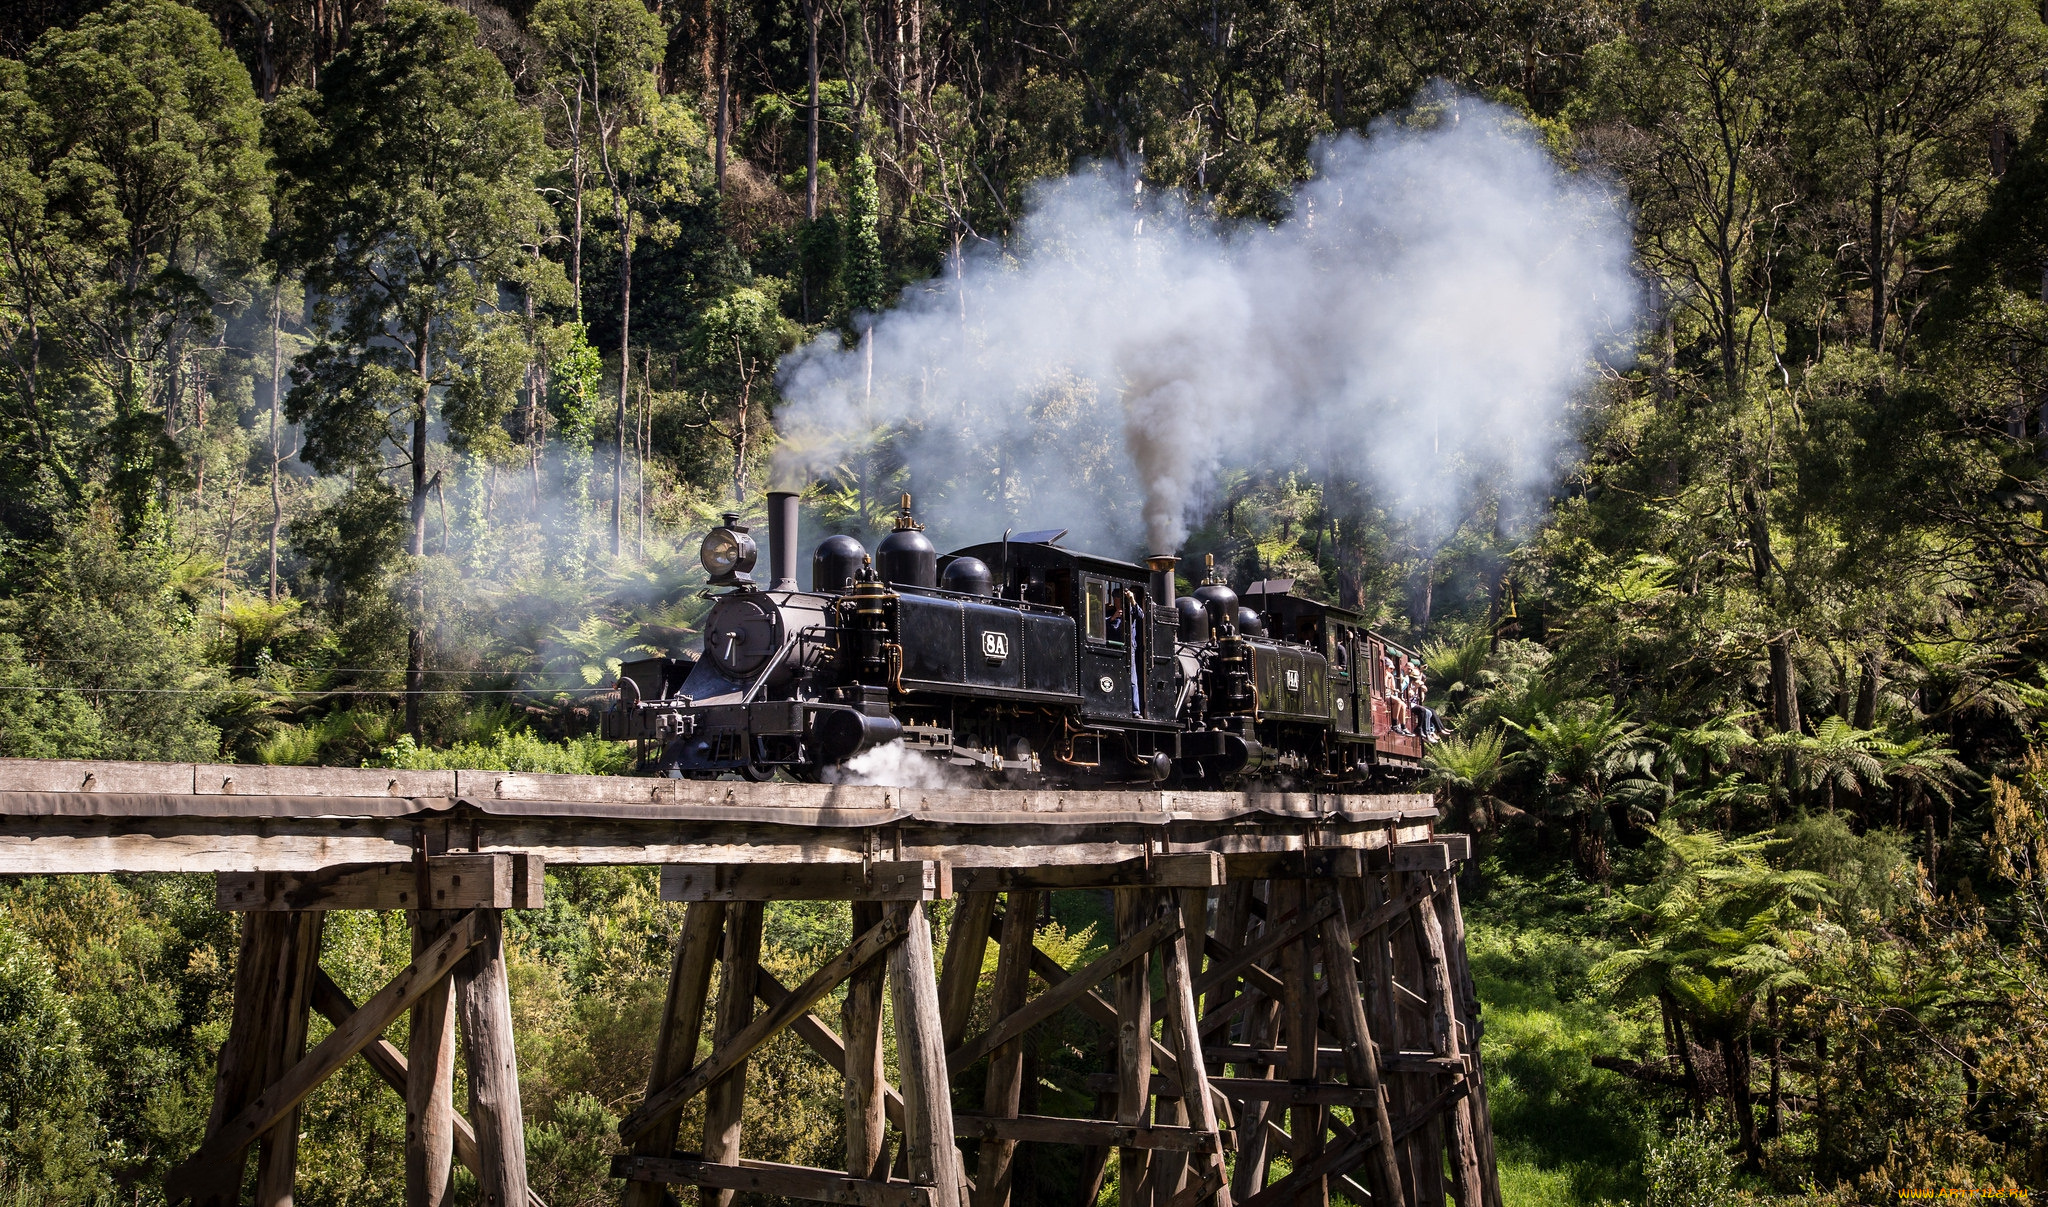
<box><xmin>946</xmin><ymin>912</ymin><xmax>1178</xmax><ymax>1075</ymax></box>
<box><xmin>619</xmin><ymin>903</ymin><xmax>912</xmax><ymax>1144</ymax></box>
<box><xmin>309</xmin><ymin>969</ymin><xmax>550</xmax><ymax>1207</ymax></box>
<box><xmin>165</xmin><ymin>909</ymin><xmax>487</xmax><ymax>1202</ymax></box>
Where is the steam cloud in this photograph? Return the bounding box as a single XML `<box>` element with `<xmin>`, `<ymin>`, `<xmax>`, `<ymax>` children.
<box><xmin>774</xmin><ymin>88</ymin><xmax>1639</xmax><ymax>560</ymax></box>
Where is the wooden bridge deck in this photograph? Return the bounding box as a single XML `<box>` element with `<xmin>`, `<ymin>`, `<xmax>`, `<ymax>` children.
<box><xmin>0</xmin><ymin>758</ymin><xmax>1496</xmax><ymax>1207</ymax></box>
<box><xmin>0</xmin><ymin>758</ymin><xmax>1439</xmax><ymax>872</ymax></box>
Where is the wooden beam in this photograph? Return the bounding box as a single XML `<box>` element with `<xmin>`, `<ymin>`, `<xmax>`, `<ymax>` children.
<box><xmin>1025</xmin><ymin>946</ymin><xmax>1192</xmax><ymax>1090</ymax></box>
<box><xmin>624</xmin><ymin>901</ymin><xmax>725</xmax><ymax>1207</ymax></box>
<box><xmin>1318</xmin><ymin>885</ymin><xmax>1405</xmax><ymax>1206</ymax></box>
<box><xmin>1192</xmin><ymin>896</ymin><xmax>1337</xmax><ymax>1000</ymax></box>
<box><xmin>1440</xmin><ymin>834</ymin><xmax>1471</xmax><ymax>864</ymax></box>
<box><xmin>308</xmin><ymin>970</ymin><xmax>549</xmax><ymax>1207</ymax></box>
<box><xmin>619</xmin><ymin>904</ymin><xmax>911</xmax><ymax>1144</ymax></box>
<box><xmin>1113</xmin><ymin>890</ymin><xmax>1154</xmax><ymax>1207</ymax></box>
<box><xmin>216</xmin><ymin>854</ymin><xmax>541</xmax><ymax>911</ymax></box>
<box><xmin>1220</xmin><ymin>850</ymin><xmax>1361</xmax><ymax>880</ymax></box>
<box><xmin>972</xmin><ymin>890</ymin><xmax>1040</xmax><ymax>1207</ymax></box>
<box><xmin>889</xmin><ymin>901</ymin><xmax>964</xmax><ymax>1207</ymax></box>
<box><xmin>164</xmin><ymin>911</ymin><xmax>486</xmax><ymax>1201</ymax></box>
<box><xmin>1159</xmin><ymin>885</ymin><xmax>1234</xmax><ymax>1206</ymax></box>
<box><xmin>189</xmin><ymin>911</ymin><xmax>293</xmax><ymax>1205</ymax></box>
<box><xmin>254</xmin><ymin>910</ymin><xmax>323</xmax><ymax>1207</ymax></box>
<box><xmin>1233</xmin><ymin>1081</ymin><xmax>1466</xmax><ymax>1207</ymax></box>
<box><xmin>613</xmin><ymin>1155</ymin><xmax>934</xmax><ymax>1207</ymax></box>
<box><xmin>1206</xmin><ymin>1079</ymin><xmax>1380</xmax><ymax>1107</ymax></box>
<box><xmin>703</xmin><ymin>901</ymin><xmax>764</xmax><ymax>1207</ymax></box>
<box><xmin>1386</xmin><ymin>843</ymin><xmax>1451</xmax><ymax>873</ymax></box>
<box><xmin>937</xmin><ymin>892</ymin><xmax>997</xmax><ymax>1051</ymax></box>
<box><xmin>947</xmin><ymin>912</ymin><xmax>1178</xmax><ymax>1075</ymax></box>
<box><xmin>455</xmin><ymin>910</ymin><xmax>529</xmax><ymax>1207</ymax></box>
<box><xmin>1349</xmin><ymin>873</ymin><xmax>1438</xmax><ymax>946</ymax></box>
<box><xmin>953</xmin><ymin>1114</ymin><xmax>1233</xmax><ymax>1154</ymax></box>
<box><xmin>950</xmin><ymin>853</ymin><xmax>1224</xmax><ymax>892</ymax></box>
<box><xmin>408</xmin><ymin>909</ymin><xmax>460</xmax><ymax>1207</ymax></box>
<box><xmin>0</xmin><ymin>813</ymin><xmax>1438</xmax><ymax>874</ymax></box>
<box><xmin>844</xmin><ymin>900</ymin><xmax>891</xmax><ymax>1182</ymax></box>
<box><xmin>662</xmin><ymin>861</ymin><xmax>950</xmax><ymax>902</ymax></box>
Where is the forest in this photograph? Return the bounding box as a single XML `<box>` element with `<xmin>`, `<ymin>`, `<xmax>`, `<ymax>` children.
<box><xmin>0</xmin><ymin>0</ymin><xmax>2046</xmax><ymax>1201</ymax></box>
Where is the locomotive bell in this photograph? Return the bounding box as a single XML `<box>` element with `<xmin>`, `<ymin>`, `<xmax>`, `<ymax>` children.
<box><xmin>874</xmin><ymin>493</ymin><xmax>938</xmax><ymax>589</ymax></box>
<box><xmin>699</xmin><ymin>512</ymin><xmax>758</xmax><ymax>587</ymax></box>
<box><xmin>941</xmin><ymin>556</ymin><xmax>994</xmax><ymax>597</ymax></box>
<box><xmin>812</xmin><ymin>534</ymin><xmax>867</xmax><ymax>592</ymax></box>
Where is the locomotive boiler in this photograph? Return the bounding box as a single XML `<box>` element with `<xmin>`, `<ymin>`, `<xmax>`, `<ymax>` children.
<box><xmin>603</xmin><ymin>490</ymin><xmax>1428</xmax><ymax>788</ymax></box>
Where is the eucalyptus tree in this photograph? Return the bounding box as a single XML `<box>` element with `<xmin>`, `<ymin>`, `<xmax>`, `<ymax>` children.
<box><xmin>0</xmin><ymin>0</ymin><xmax>267</xmax><ymax>534</ymax></box>
<box><xmin>271</xmin><ymin>0</ymin><xmax>557</xmax><ymax>736</ymax></box>
<box><xmin>1789</xmin><ymin>0</ymin><xmax>2045</xmax><ymax>354</ymax></box>
<box><xmin>532</xmin><ymin>0</ymin><xmax>662</xmax><ymax>557</ymax></box>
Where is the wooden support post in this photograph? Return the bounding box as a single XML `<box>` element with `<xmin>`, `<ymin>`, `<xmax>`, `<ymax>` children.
<box><xmin>972</xmin><ymin>890</ymin><xmax>1039</xmax><ymax>1207</ymax></box>
<box><xmin>1316</xmin><ymin>884</ymin><xmax>1405</xmax><ymax>1207</ymax></box>
<box><xmin>1389</xmin><ymin>877</ymin><xmax>1442</xmax><ymax>1207</ymax></box>
<box><xmin>255</xmin><ymin>909</ymin><xmax>324</xmax><ymax>1206</ymax></box>
<box><xmin>889</xmin><ymin>901</ymin><xmax>964</xmax><ymax>1207</ymax></box>
<box><xmin>625</xmin><ymin>902</ymin><xmax>726</xmax><ymax>1207</ymax></box>
<box><xmin>1227</xmin><ymin>884</ymin><xmax>1280</xmax><ymax>1205</ymax></box>
<box><xmin>1439</xmin><ymin>876</ymin><xmax>1502</xmax><ymax>1207</ymax></box>
<box><xmin>845</xmin><ymin>900</ymin><xmax>890</xmax><ymax>1181</ymax></box>
<box><xmin>188</xmin><ymin>912</ymin><xmax>293</xmax><ymax>1205</ymax></box>
<box><xmin>703</xmin><ymin>901</ymin><xmax>765</xmax><ymax>1207</ymax></box>
<box><xmin>1415</xmin><ymin>881</ymin><xmax>1482</xmax><ymax>1207</ymax></box>
<box><xmin>1159</xmin><ymin>888</ymin><xmax>1229</xmax><ymax>1207</ymax></box>
<box><xmin>309</xmin><ymin>970</ymin><xmax>547</xmax><ymax>1207</ymax></box>
<box><xmin>1113</xmin><ymin>889</ymin><xmax>1153</xmax><ymax>1207</ymax></box>
<box><xmin>165</xmin><ymin>912</ymin><xmax>488</xmax><ymax>1201</ymax></box>
<box><xmin>408</xmin><ymin>909</ymin><xmax>460</xmax><ymax>1207</ymax></box>
<box><xmin>939</xmin><ymin>892</ymin><xmax>998</xmax><ymax>1050</ymax></box>
<box><xmin>1275</xmin><ymin>880</ymin><xmax>1326</xmax><ymax>1207</ymax></box>
<box><xmin>456</xmin><ymin>909</ymin><xmax>529</xmax><ymax>1207</ymax></box>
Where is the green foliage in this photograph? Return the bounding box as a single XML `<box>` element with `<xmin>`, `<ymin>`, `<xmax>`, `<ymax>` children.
<box><xmin>378</xmin><ymin>728</ymin><xmax>634</xmax><ymax>775</ymax></box>
<box><xmin>1643</xmin><ymin>1116</ymin><xmax>1742</xmax><ymax>1207</ymax></box>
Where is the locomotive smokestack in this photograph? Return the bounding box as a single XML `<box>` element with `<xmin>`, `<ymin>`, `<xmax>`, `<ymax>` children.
<box><xmin>767</xmin><ymin>490</ymin><xmax>801</xmax><ymax>591</ymax></box>
<box><xmin>1147</xmin><ymin>554</ymin><xmax>1178</xmax><ymax>608</ymax></box>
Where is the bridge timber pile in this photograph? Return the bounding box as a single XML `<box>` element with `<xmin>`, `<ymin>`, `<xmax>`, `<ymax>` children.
<box><xmin>0</xmin><ymin>759</ymin><xmax>1502</xmax><ymax>1207</ymax></box>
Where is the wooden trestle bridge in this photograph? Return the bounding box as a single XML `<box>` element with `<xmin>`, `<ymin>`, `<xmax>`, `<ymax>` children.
<box><xmin>0</xmin><ymin>759</ymin><xmax>1501</xmax><ymax>1207</ymax></box>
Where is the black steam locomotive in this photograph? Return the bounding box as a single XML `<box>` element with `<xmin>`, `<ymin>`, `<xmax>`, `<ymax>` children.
<box><xmin>602</xmin><ymin>491</ymin><xmax>1428</xmax><ymax>788</ymax></box>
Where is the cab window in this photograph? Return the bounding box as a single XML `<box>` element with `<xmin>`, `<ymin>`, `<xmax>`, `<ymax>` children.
<box><xmin>1084</xmin><ymin>580</ymin><xmax>1107</xmax><ymax>640</ymax></box>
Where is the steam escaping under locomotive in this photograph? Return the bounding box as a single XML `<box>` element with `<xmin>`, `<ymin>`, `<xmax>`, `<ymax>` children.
<box><xmin>602</xmin><ymin>490</ymin><xmax>1430</xmax><ymax>789</ymax></box>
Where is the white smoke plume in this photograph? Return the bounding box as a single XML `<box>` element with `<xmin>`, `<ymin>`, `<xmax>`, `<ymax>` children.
<box><xmin>822</xmin><ymin>740</ymin><xmax>975</xmax><ymax>788</ymax></box>
<box><xmin>774</xmin><ymin>88</ymin><xmax>1640</xmax><ymax>559</ymax></box>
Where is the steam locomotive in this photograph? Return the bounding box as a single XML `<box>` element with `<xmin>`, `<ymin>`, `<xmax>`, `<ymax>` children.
<box><xmin>602</xmin><ymin>491</ymin><xmax>1429</xmax><ymax>788</ymax></box>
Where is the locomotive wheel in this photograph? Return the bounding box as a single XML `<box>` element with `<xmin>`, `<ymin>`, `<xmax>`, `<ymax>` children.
<box><xmin>739</xmin><ymin>763</ymin><xmax>777</xmax><ymax>783</ymax></box>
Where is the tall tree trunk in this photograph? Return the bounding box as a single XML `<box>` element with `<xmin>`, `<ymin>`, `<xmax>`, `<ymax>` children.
<box><xmin>714</xmin><ymin>38</ymin><xmax>729</xmax><ymax>193</ymax></box>
<box><xmin>572</xmin><ymin>84</ymin><xmax>586</xmax><ymax>321</ymax></box>
<box><xmin>267</xmin><ymin>279</ymin><xmax>284</xmax><ymax>603</ymax></box>
<box><xmin>1766</xmin><ymin>992</ymin><xmax>1784</xmax><ymax>1139</ymax></box>
<box><xmin>1769</xmin><ymin>633</ymin><xmax>1800</xmax><ymax>734</ymax></box>
<box><xmin>806</xmin><ymin>0</ymin><xmax>820</xmax><ymax>222</ymax></box>
<box><xmin>1853</xmin><ymin>648</ymin><xmax>1880</xmax><ymax>730</ymax></box>
<box><xmin>1867</xmin><ymin>174</ymin><xmax>1886</xmax><ymax>352</ymax></box>
<box><xmin>406</xmin><ymin>336</ymin><xmax>430</xmax><ymax>741</ymax></box>
<box><xmin>613</xmin><ymin>210</ymin><xmax>631</xmax><ymax>558</ymax></box>
<box><xmin>1726</xmin><ymin>1033</ymin><xmax>1762</xmax><ymax>1169</ymax></box>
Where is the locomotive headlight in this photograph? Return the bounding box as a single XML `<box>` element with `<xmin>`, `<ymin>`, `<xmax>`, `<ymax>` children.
<box><xmin>699</xmin><ymin>513</ymin><xmax>758</xmax><ymax>586</ymax></box>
